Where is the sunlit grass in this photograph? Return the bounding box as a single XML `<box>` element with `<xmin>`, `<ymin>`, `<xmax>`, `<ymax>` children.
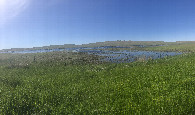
<box><xmin>0</xmin><ymin>51</ymin><xmax>194</xmax><ymax>114</ymax></box>
<box><xmin>144</xmin><ymin>43</ymin><xmax>195</xmax><ymax>52</ymax></box>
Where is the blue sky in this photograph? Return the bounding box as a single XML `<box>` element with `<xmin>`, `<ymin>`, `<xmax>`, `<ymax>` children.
<box><xmin>0</xmin><ymin>0</ymin><xmax>195</xmax><ymax>49</ymax></box>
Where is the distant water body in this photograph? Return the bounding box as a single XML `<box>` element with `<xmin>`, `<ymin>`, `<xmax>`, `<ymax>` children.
<box><xmin>0</xmin><ymin>46</ymin><xmax>182</xmax><ymax>63</ymax></box>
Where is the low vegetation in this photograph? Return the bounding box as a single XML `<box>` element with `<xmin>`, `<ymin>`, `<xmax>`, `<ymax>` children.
<box><xmin>144</xmin><ymin>42</ymin><xmax>195</xmax><ymax>52</ymax></box>
<box><xmin>0</xmin><ymin>48</ymin><xmax>194</xmax><ymax>114</ymax></box>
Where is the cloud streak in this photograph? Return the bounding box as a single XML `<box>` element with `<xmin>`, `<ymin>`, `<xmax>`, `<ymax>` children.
<box><xmin>0</xmin><ymin>0</ymin><xmax>31</xmax><ymax>25</ymax></box>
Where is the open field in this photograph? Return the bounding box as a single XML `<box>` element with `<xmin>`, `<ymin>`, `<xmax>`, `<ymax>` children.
<box><xmin>143</xmin><ymin>42</ymin><xmax>195</xmax><ymax>52</ymax></box>
<box><xmin>0</xmin><ymin>44</ymin><xmax>195</xmax><ymax>114</ymax></box>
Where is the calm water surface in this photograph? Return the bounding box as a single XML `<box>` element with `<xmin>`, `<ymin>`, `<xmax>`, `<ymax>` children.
<box><xmin>0</xmin><ymin>46</ymin><xmax>182</xmax><ymax>63</ymax></box>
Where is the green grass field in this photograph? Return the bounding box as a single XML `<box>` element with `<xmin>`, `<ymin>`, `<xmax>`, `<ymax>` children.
<box><xmin>0</xmin><ymin>49</ymin><xmax>195</xmax><ymax>114</ymax></box>
<box><xmin>143</xmin><ymin>42</ymin><xmax>195</xmax><ymax>52</ymax></box>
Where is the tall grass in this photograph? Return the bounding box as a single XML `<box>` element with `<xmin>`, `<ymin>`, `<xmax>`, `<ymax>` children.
<box><xmin>0</xmin><ymin>52</ymin><xmax>194</xmax><ymax>114</ymax></box>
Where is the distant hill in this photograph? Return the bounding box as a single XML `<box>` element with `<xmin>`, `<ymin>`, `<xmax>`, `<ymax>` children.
<box><xmin>1</xmin><ymin>40</ymin><xmax>195</xmax><ymax>52</ymax></box>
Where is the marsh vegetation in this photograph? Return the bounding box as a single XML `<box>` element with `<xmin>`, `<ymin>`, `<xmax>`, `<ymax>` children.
<box><xmin>0</xmin><ymin>42</ymin><xmax>194</xmax><ymax>114</ymax></box>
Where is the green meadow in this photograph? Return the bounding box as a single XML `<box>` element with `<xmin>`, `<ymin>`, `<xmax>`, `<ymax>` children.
<box><xmin>0</xmin><ymin>45</ymin><xmax>195</xmax><ymax>114</ymax></box>
<box><xmin>144</xmin><ymin>42</ymin><xmax>195</xmax><ymax>52</ymax></box>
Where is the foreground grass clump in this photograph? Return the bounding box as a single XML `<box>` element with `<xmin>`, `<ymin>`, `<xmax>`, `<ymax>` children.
<box><xmin>0</xmin><ymin>52</ymin><xmax>194</xmax><ymax>114</ymax></box>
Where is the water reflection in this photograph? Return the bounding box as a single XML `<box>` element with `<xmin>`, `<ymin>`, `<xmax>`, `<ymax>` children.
<box><xmin>95</xmin><ymin>51</ymin><xmax>182</xmax><ymax>63</ymax></box>
<box><xmin>0</xmin><ymin>46</ymin><xmax>182</xmax><ymax>63</ymax></box>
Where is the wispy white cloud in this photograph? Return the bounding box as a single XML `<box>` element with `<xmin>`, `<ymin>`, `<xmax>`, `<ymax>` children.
<box><xmin>0</xmin><ymin>0</ymin><xmax>31</xmax><ymax>25</ymax></box>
